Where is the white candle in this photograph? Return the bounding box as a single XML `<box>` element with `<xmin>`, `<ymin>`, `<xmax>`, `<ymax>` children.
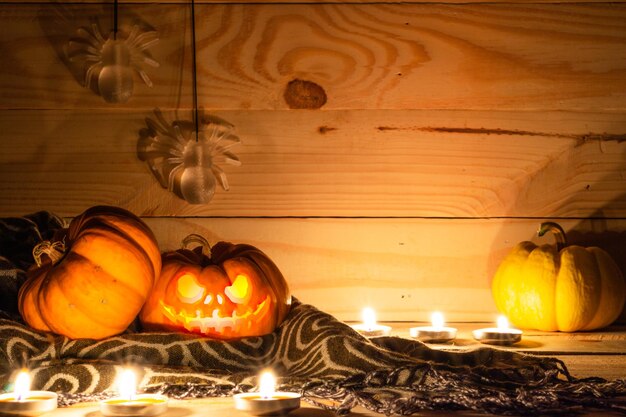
<box><xmin>0</xmin><ymin>370</ymin><xmax>57</xmax><ymax>417</ymax></box>
<box><xmin>473</xmin><ymin>315</ymin><xmax>523</xmax><ymax>345</ymax></box>
<box><xmin>233</xmin><ymin>371</ymin><xmax>301</xmax><ymax>416</ymax></box>
<box><xmin>351</xmin><ymin>307</ymin><xmax>392</xmax><ymax>337</ymax></box>
<box><xmin>100</xmin><ymin>369</ymin><xmax>168</xmax><ymax>417</ymax></box>
<box><xmin>410</xmin><ymin>311</ymin><xmax>457</xmax><ymax>343</ymax></box>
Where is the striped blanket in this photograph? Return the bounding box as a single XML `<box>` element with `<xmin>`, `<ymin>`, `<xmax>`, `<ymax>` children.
<box><xmin>1</xmin><ymin>212</ymin><xmax>625</xmax><ymax>415</ymax></box>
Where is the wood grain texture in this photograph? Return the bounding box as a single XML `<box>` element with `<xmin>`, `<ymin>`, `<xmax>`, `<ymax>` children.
<box><xmin>1</xmin><ymin>4</ymin><xmax>625</xmax><ymax>110</ymax></box>
<box><xmin>141</xmin><ymin>217</ymin><xmax>626</xmax><ymax>322</ymax></box>
<box><xmin>1</xmin><ymin>1</ymin><xmax>625</xmax><ymax>329</ymax></box>
<box><xmin>0</xmin><ymin>109</ymin><xmax>625</xmax><ymax>218</ymax></box>
<box><xmin>380</xmin><ymin>323</ymin><xmax>626</xmax><ymax>353</ymax></box>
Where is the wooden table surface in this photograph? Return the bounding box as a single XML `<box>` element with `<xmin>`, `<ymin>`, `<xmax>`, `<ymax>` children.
<box><xmin>52</xmin><ymin>323</ymin><xmax>626</xmax><ymax>417</ymax></box>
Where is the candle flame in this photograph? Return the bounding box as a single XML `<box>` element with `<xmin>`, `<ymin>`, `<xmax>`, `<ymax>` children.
<box><xmin>497</xmin><ymin>315</ymin><xmax>510</xmax><ymax>330</ymax></box>
<box><xmin>431</xmin><ymin>311</ymin><xmax>445</xmax><ymax>329</ymax></box>
<box><xmin>14</xmin><ymin>370</ymin><xmax>30</xmax><ymax>401</ymax></box>
<box><xmin>259</xmin><ymin>371</ymin><xmax>276</xmax><ymax>400</ymax></box>
<box><xmin>117</xmin><ymin>369</ymin><xmax>137</xmax><ymax>401</ymax></box>
<box><xmin>362</xmin><ymin>307</ymin><xmax>377</xmax><ymax>330</ymax></box>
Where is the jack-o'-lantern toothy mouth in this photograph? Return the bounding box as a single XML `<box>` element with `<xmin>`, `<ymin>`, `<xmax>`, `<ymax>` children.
<box><xmin>159</xmin><ymin>296</ymin><xmax>271</xmax><ymax>335</ymax></box>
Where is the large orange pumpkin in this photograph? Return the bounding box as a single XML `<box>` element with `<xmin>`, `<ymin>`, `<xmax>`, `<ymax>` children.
<box><xmin>18</xmin><ymin>206</ymin><xmax>161</xmax><ymax>339</ymax></box>
<box><xmin>492</xmin><ymin>222</ymin><xmax>625</xmax><ymax>332</ymax></box>
<box><xmin>139</xmin><ymin>234</ymin><xmax>291</xmax><ymax>339</ymax></box>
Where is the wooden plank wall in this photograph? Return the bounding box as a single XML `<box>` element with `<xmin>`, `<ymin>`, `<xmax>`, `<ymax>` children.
<box><xmin>0</xmin><ymin>2</ymin><xmax>625</xmax><ymax>322</ymax></box>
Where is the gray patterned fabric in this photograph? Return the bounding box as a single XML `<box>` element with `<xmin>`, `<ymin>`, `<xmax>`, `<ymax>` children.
<box><xmin>1</xmin><ymin>212</ymin><xmax>625</xmax><ymax>415</ymax></box>
<box><xmin>1</xmin><ymin>302</ymin><xmax>626</xmax><ymax>415</ymax></box>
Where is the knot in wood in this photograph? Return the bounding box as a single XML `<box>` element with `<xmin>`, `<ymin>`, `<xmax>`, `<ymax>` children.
<box><xmin>284</xmin><ymin>79</ymin><xmax>327</xmax><ymax>109</ymax></box>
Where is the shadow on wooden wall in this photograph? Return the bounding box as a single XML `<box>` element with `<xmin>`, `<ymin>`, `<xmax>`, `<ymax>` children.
<box><xmin>569</xmin><ymin>223</ymin><xmax>626</xmax><ymax>324</ymax></box>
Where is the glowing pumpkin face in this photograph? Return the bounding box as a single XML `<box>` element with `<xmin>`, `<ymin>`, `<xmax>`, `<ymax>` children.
<box><xmin>139</xmin><ymin>235</ymin><xmax>291</xmax><ymax>339</ymax></box>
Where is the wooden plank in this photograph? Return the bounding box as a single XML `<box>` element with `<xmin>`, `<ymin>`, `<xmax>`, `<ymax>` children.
<box><xmin>142</xmin><ymin>217</ymin><xmax>626</xmax><ymax>323</ymax></box>
<box><xmin>377</xmin><ymin>323</ymin><xmax>626</xmax><ymax>354</ymax></box>
<box><xmin>1</xmin><ymin>109</ymin><xmax>625</xmax><ymax>218</ymax></box>
<box><xmin>555</xmin><ymin>355</ymin><xmax>626</xmax><ymax>381</ymax></box>
<box><xmin>1</xmin><ymin>4</ymin><xmax>626</xmax><ymax>110</ymax></box>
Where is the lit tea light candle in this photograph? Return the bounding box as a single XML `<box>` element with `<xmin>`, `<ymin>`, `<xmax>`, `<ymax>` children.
<box><xmin>409</xmin><ymin>311</ymin><xmax>457</xmax><ymax>343</ymax></box>
<box><xmin>351</xmin><ymin>307</ymin><xmax>392</xmax><ymax>337</ymax></box>
<box><xmin>233</xmin><ymin>371</ymin><xmax>301</xmax><ymax>416</ymax></box>
<box><xmin>473</xmin><ymin>315</ymin><xmax>523</xmax><ymax>345</ymax></box>
<box><xmin>100</xmin><ymin>369</ymin><xmax>168</xmax><ymax>417</ymax></box>
<box><xmin>0</xmin><ymin>369</ymin><xmax>57</xmax><ymax>416</ymax></box>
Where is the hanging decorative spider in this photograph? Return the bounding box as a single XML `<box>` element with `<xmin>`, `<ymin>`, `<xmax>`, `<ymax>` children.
<box><xmin>138</xmin><ymin>108</ymin><xmax>242</xmax><ymax>204</ymax></box>
<box><xmin>67</xmin><ymin>23</ymin><xmax>159</xmax><ymax>103</ymax></box>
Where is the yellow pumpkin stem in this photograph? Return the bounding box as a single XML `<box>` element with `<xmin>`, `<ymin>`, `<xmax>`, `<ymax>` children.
<box><xmin>32</xmin><ymin>240</ymin><xmax>66</xmax><ymax>267</ymax></box>
<box><xmin>181</xmin><ymin>233</ymin><xmax>212</xmax><ymax>257</ymax></box>
<box><xmin>537</xmin><ymin>221</ymin><xmax>567</xmax><ymax>251</ymax></box>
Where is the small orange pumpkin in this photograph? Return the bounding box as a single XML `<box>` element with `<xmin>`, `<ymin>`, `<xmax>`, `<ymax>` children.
<box><xmin>139</xmin><ymin>234</ymin><xmax>291</xmax><ymax>339</ymax></box>
<box><xmin>18</xmin><ymin>206</ymin><xmax>161</xmax><ymax>339</ymax></box>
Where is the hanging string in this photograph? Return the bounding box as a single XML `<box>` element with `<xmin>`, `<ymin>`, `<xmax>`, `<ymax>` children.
<box><xmin>191</xmin><ymin>0</ymin><xmax>200</xmax><ymax>142</ymax></box>
<box><xmin>113</xmin><ymin>0</ymin><xmax>118</xmax><ymax>40</ymax></box>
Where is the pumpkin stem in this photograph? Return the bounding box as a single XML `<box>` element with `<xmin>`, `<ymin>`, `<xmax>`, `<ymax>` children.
<box><xmin>181</xmin><ymin>233</ymin><xmax>212</xmax><ymax>257</ymax></box>
<box><xmin>32</xmin><ymin>240</ymin><xmax>66</xmax><ymax>267</ymax></box>
<box><xmin>537</xmin><ymin>222</ymin><xmax>567</xmax><ymax>251</ymax></box>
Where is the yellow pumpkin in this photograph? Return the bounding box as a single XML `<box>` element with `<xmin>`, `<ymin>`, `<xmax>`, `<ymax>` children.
<box><xmin>492</xmin><ymin>222</ymin><xmax>625</xmax><ymax>332</ymax></box>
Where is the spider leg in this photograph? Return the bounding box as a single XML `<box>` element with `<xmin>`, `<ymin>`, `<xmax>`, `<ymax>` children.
<box><xmin>149</xmin><ymin>139</ymin><xmax>183</xmax><ymax>158</ymax></box>
<box><xmin>211</xmin><ymin>165</ymin><xmax>230</xmax><ymax>191</ymax></box>
<box><xmin>126</xmin><ymin>25</ymin><xmax>140</xmax><ymax>44</ymax></box>
<box><xmin>211</xmin><ymin>156</ymin><xmax>241</xmax><ymax>167</ymax></box>
<box><xmin>147</xmin><ymin>128</ymin><xmax>181</xmax><ymax>153</ymax></box>
<box><xmin>173</xmin><ymin>125</ymin><xmax>188</xmax><ymax>146</ymax></box>
<box><xmin>151</xmin><ymin>109</ymin><xmax>180</xmax><ymax>140</ymax></box>
<box><xmin>167</xmin><ymin>164</ymin><xmax>184</xmax><ymax>192</ymax></box>
<box><xmin>153</xmin><ymin>108</ymin><xmax>170</xmax><ymax>130</ymax></box>
<box><xmin>157</xmin><ymin>109</ymin><xmax>182</xmax><ymax>138</ymax></box>
<box><xmin>66</xmin><ymin>48</ymin><xmax>97</xmax><ymax>62</ymax></box>
<box><xmin>68</xmin><ymin>41</ymin><xmax>101</xmax><ymax>59</ymax></box>
<box><xmin>214</xmin><ymin>135</ymin><xmax>241</xmax><ymax>150</ymax></box>
<box><xmin>129</xmin><ymin>31</ymin><xmax>159</xmax><ymax>50</ymax></box>
<box><xmin>81</xmin><ymin>55</ymin><xmax>103</xmax><ymax>63</ymax></box>
<box><xmin>146</xmin><ymin>116</ymin><xmax>174</xmax><ymax>138</ymax></box>
<box><xmin>130</xmin><ymin>50</ymin><xmax>159</xmax><ymax>69</ymax></box>
<box><xmin>136</xmin><ymin>69</ymin><xmax>153</xmax><ymax>88</ymax></box>
<box><xmin>75</xmin><ymin>27</ymin><xmax>103</xmax><ymax>49</ymax></box>
<box><xmin>153</xmin><ymin>135</ymin><xmax>184</xmax><ymax>157</ymax></box>
<box><xmin>84</xmin><ymin>63</ymin><xmax>101</xmax><ymax>88</ymax></box>
<box><xmin>91</xmin><ymin>23</ymin><xmax>107</xmax><ymax>44</ymax></box>
<box><xmin>210</xmin><ymin>139</ymin><xmax>241</xmax><ymax>157</ymax></box>
<box><xmin>223</xmin><ymin>138</ymin><xmax>243</xmax><ymax>150</ymax></box>
<box><xmin>67</xmin><ymin>37</ymin><xmax>101</xmax><ymax>62</ymax></box>
<box><xmin>136</xmin><ymin>37</ymin><xmax>160</xmax><ymax>51</ymax></box>
<box><xmin>202</xmin><ymin>114</ymin><xmax>235</xmax><ymax>129</ymax></box>
<box><xmin>139</xmin><ymin>141</ymin><xmax>178</xmax><ymax>188</ymax></box>
<box><xmin>68</xmin><ymin>38</ymin><xmax>99</xmax><ymax>53</ymax></box>
<box><xmin>203</xmin><ymin>126</ymin><xmax>227</xmax><ymax>150</ymax></box>
<box><xmin>166</xmin><ymin>156</ymin><xmax>183</xmax><ymax>166</ymax></box>
<box><xmin>208</xmin><ymin>132</ymin><xmax>241</xmax><ymax>155</ymax></box>
<box><xmin>212</xmin><ymin>150</ymin><xmax>242</xmax><ymax>166</ymax></box>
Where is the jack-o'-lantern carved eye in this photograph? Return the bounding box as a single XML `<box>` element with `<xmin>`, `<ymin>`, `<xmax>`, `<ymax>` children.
<box><xmin>225</xmin><ymin>274</ymin><xmax>250</xmax><ymax>304</ymax></box>
<box><xmin>177</xmin><ymin>274</ymin><xmax>205</xmax><ymax>303</ymax></box>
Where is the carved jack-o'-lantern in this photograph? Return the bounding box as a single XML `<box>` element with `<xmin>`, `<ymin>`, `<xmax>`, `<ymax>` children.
<box><xmin>139</xmin><ymin>234</ymin><xmax>291</xmax><ymax>339</ymax></box>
